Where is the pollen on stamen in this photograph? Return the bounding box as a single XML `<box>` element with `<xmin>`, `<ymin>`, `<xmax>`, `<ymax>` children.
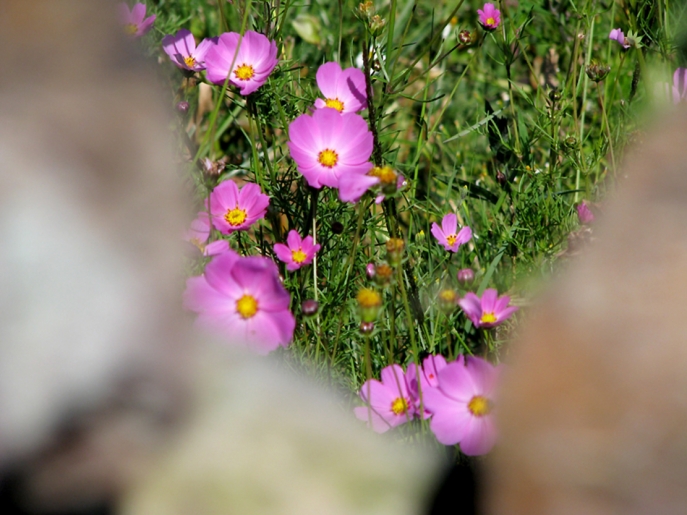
<box><xmin>292</xmin><ymin>249</ymin><xmax>307</xmax><ymax>263</ymax></box>
<box><xmin>480</xmin><ymin>312</ymin><xmax>497</xmax><ymax>324</ymax></box>
<box><xmin>236</xmin><ymin>294</ymin><xmax>259</xmax><ymax>319</ymax></box>
<box><xmin>225</xmin><ymin>207</ymin><xmax>248</xmax><ymax>226</ymax></box>
<box><xmin>234</xmin><ymin>63</ymin><xmax>255</xmax><ymax>81</ymax></box>
<box><xmin>446</xmin><ymin>234</ymin><xmax>458</xmax><ymax>247</ymax></box>
<box><xmin>325</xmin><ymin>98</ymin><xmax>345</xmax><ymax>112</ymax></box>
<box><xmin>184</xmin><ymin>56</ymin><xmax>197</xmax><ymax>68</ymax></box>
<box><xmin>318</xmin><ymin>148</ymin><xmax>339</xmax><ymax>168</ymax></box>
<box><xmin>467</xmin><ymin>395</ymin><xmax>492</xmax><ymax>417</ymax></box>
<box><xmin>391</xmin><ymin>397</ymin><xmax>409</xmax><ymax>415</ymax></box>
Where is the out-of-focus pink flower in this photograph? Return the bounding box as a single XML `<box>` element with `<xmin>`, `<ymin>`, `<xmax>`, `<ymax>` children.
<box><xmin>458</xmin><ymin>288</ymin><xmax>518</xmax><ymax>329</ymax></box>
<box><xmin>576</xmin><ymin>201</ymin><xmax>595</xmax><ymax>224</ymax></box>
<box><xmin>209</xmin><ymin>180</ymin><xmax>269</xmax><ymax>235</ymax></box>
<box><xmin>366</xmin><ymin>263</ymin><xmax>376</xmax><ymax>279</ymax></box>
<box><xmin>183</xmin><ymin>251</ymin><xmax>295</xmax><ymax>354</ymax></box>
<box><xmin>457</xmin><ymin>268</ymin><xmax>475</xmax><ymax>284</ymax></box>
<box><xmin>430</xmin><ymin>214</ymin><xmax>472</xmax><ymax>252</ymax></box>
<box><xmin>423</xmin><ymin>356</ymin><xmax>501</xmax><ymax>455</ymax></box>
<box><xmin>205</xmin><ymin>31</ymin><xmax>278</xmax><ymax>95</ymax></box>
<box><xmin>184</xmin><ymin>211</ymin><xmax>230</xmax><ymax>256</ymax></box>
<box><xmin>406</xmin><ymin>354</ymin><xmax>448</xmax><ymax>418</ymax></box>
<box><xmin>273</xmin><ymin>230</ymin><xmax>321</xmax><ymax>271</ymax></box>
<box><xmin>162</xmin><ymin>29</ymin><xmax>215</xmax><ymax>71</ymax></box>
<box><xmin>354</xmin><ymin>364</ymin><xmax>416</xmax><ymax>433</ymax></box>
<box><xmin>287</xmin><ymin>108</ymin><xmax>374</xmax><ymax>196</ymax></box>
<box><xmin>313</xmin><ymin>62</ymin><xmax>367</xmax><ymax>113</ymax></box>
<box><xmin>119</xmin><ymin>3</ymin><xmax>156</xmax><ymax>37</ymax></box>
<box><xmin>609</xmin><ymin>28</ymin><xmax>630</xmax><ymax>49</ymax></box>
<box><xmin>672</xmin><ymin>68</ymin><xmax>687</xmax><ymax>104</ymax></box>
<box><xmin>477</xmin><ymin>3</ymin><xmax>501</xmax><ymax>31</ymax></box>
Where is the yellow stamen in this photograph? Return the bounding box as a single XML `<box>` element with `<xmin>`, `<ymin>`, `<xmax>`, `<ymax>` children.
<box><xmin>467</xmin><ymin>395</ymin><xmax>492</xmax><ymax>417</ymax></box>
<box><xmin>480</xmin><ymin>312</ymin><xmax>497</xmax><ymax>324</ymax></box>
<box><xmin>236</xmin><ymin>294</ymin><xmax>259</xmax><ymax>319</ymax></box>
<box><xmin>368</xmin><ymin>166</ymin><xmax>397</xmax><ymax>185</ymax></box>
<box><xmin>439</xmin><ymin>289</ymin><xmax>457</xmax><ymax>303</ymax></box>
<box><xmin>325</xmin><ymin>98</ymin><xmax>345</xmax><ymax>112</ymax></box>
<box><xmin>357</xmin><ymin>288</ymin><xmax>382</xmax><ymax>308</ymax></box>
<box><xmin>183</xmin><ymin>56</ymin><xmax>197</xmax><ymax>68</ymax></box>
<box><xmin>486</xmin><ymin>17</ymin><xmax>495</xmax><ymax>26</ymax></box>
<box><xmin>124</xmin><ymin>23</ymin><xmax>138</xmax><ymax>35</ymax></box>
<box><xmin>224</xmin><ymin>207</ymin><xmax>247</xmax><ymax>227</ymax></box>
<box><xmin>292</xmin><ymin>249</ymin><xmax>307</xmax><ymax>263</ymax></box>
<box><xmin>318</xmin><ymin>149</ymin><xmax>339</xmax><ymax>168</ymax></box>
<box><xmin>446</xmin><ymin>234</ymin><xmax>457</xmax><ymax>247</ymax></box>
<box><xmin>234</xmin><ymin>63</ymin><xmax>255</xmax><ymax>81</ymax></box>
<box><xmin>391</xmin><ymin>397</ymin><xmax>409</xmax><ymax>415</ymax></box>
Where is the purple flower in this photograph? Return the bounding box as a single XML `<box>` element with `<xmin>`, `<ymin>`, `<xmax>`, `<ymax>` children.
<box><xmin>423</xmin><ymin>356</ymin><xmax>501</xmax><ymax>455</ymax></box>
<box><xmin>287</xmin><ymin>108</ymin><xmax>374</xmax><ymax>196</ymax></box>
<box><xmin>205</xmin><ymin>31</ymin><xmax>278</xmax><ymax>95</ymax></box>
<box><xmin>477</xmin><ymin>3</ymin><xmax>501</xmax><ymax>31</ymax></box>
<box><xmin>209</xmin><ymin>180</ymin><xmax>270</xmax><ymax>235</ymax></box>
<box><xmin>162</xmin><ymin>29</ymin><xmax>215</xmax><ymax>71</ymax></box>
<box><xmin>184</xmin><ymin>211</ymin><xmax>230</xmax><ymax>256</ymax></box>
<box><xmin>430</xmin><ymin>214</ymin><xmax>472</xmax><ymax>252</ymax></box>
<box><xmin>673</xmin><ymin>68</ymin><xmax>687</xmax><ymax>104</ymax></box>
<box><xmin>119</xmin><ymin>3</ymin><xmax>156</xmax><ymax>37</ymax></box>
<box><xmin>183</xmin><ymin>251</ymin><xmax>295</xmax><ymax>354</ymax></box>
<box><xmin>609</xmin><ymin>28</ymin><xmax>630</xmax><ymax>49</ymax></box>
<box><xmin>313</xmin><ymin>62</ymin><xmax>367</xmax><ymax>113</ymax></box>
<box><xmin>273</xmin><ymin>230</ymin><xmax>321</xmax><ymax>271</ymax></box>
<box><xmin>354</xmin><ymin>364</ymin><xmax>416</xmax><ymax>433</ymax></box>
<box><xmin>576</xmin><ymin>201</ymin><xmax>595</xmax><ymax>224</ymax></box>
<box><xmin>457</xmin><ymin>268</ymin><xmax>475</xmax><ymax>284</ymax></box>
<box><xmin>458</xmin><ymin>288</ymin><xmax>518</xmax><ymax>329</ymax></box>
<box><xmin>406</xmin><ymin>354</ymin><xmax>448</xmax><ymax>418</ymax></box>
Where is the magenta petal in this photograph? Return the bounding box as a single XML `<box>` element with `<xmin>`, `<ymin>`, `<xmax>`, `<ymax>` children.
<box><xmin>459</xmin><ymin>415</ymin><xmax>497</xmax><ymax>456</ymax></box>
<box><xmin>354</xmin><ymin>406</ymin><xmax>393</xmax><ymax>433</ymax></box>
<box><xmin>481</xmin><ymin>288</ymin><xmax>499</xmax><ymax>313</ymax></box>
<box><xmin>455</xmin><ymin>226</ymin><xmax>472</xmax><ymax>245</ymax></box>
<box><xmin>380</xmin><ymin>364</ymin><xmax>408</xmax><ymax>397</ymax></box>
<box><xmin>441</xmin><ymin>213</ymin><xmax>458</xmax><ymax>236</ymax></box>
<box><xmin>436</xmin><ymin>361</ymin><xmax>475</xmax><ymax>402</ymax></box>
<box><xmin>458</xmin><ymin>293</ymin><xmax>482</xmax><ymax>323</ymax></box>
<box><xmin>204</xmin><ymin>240</ymin><xmax>230</xmax><ymax>256</ymax></box>
<box><xmin>430</xmin><ymin>222</ymin><xmax>447</xmax><ymax>246</ymax></box>
<box><xmin>203</xmin><ymin>251</ymin><xmax>242</xmax><ymax>298</ymax></box>
<box><xmin>338</xmin><ymin>171</ymin><xmax>378</xmax><ymax>203</ymax></box>
<box><xmin>464</xmin><ymin>356</ymin><xmax>498</xmax><ymax>396</ymax></box>
<box><xmin>274</xmin><ymin>243</ymin><xmax>294</xmax><ymax>264</ymax></box>
<box><xmin>286</xmin><ymin>230</ymin><xmax>302</xmax><ymax>249</ymax></box>
<box><xmin>496</xmin><ymin>305</ymin><xmax>518</xmax><ymax>323</ymax></box>
<box><xmin>243</xmin><ymin>308</ymin><xmax>295</xmax><ymax>354</ymax></box>
<box><xmin>316</xmin><ymin>62</ymin><xmax>343</xmax><ymax>99</ymax></box>
<box><xmin>131</xmin><ymin>3</ymin><xmax>146</xmax><ymax>23</ymax></box>
<box><xmin>183</xmin><ymin>276</ymin><xmax>227</xmax><ymax>314</ymax></box>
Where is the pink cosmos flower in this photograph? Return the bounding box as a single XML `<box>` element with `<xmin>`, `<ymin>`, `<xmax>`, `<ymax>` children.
<box><xmin>458</xmin><ymin>288</ymin><xmax>518</xmax><ymax>329</ymax></box>
<box><xmin>672</xmin><ymin>68</ymin><xmax>687</xmax><ymax>104</ymax></box>
<box><xmin>406</xmin><ymin>354</ymin><xmax>448</xmax><ymax>418</ymax></box>
<box><xmin>273</xmin><ymin>230</ymin><xmax>321</xmax><ymax>271</ymax></box>
<box><xmin>313</xmin><ymin>62</ymin><xmax>367</xmax><ymax>113</ymax></box>
<box><xmin>430</xmin><ymin>214</ymin><xmax>472</xmax><ymax>252</ymax></box>
<box><xmin>205</xmin><ymin>31</ymin><xmax>278</xmax><ymax>95</ymax></box>
<box><xmin>183</xmin><ymin>250</ymin><xmax>295</xmax><ymax>354</ymax></box>
<box><xmin>576</xmin><ymin>201</ymin><xmax>595</xmax><ymax>224</ymax></box>
<box><xmin>423</xmin><ymin>356</ymin><xmax>501</xmax><ymax>455</ymax></box>
<box><xmin>209</xmin><ymin>180</ymin><xmax>269</xmax><ymax>235</ymax></box>
<box><xmin>184</xmin><ymin>211</ymin><xmax>230</xmax><ymax>256</ymax></box>
<box><xmin>609</xmin><ymin>28</ymin><xmax>630</xmax><ymax>49</ymax></box>
<box><xmin>477</xmin><ymin>3</ymin><xmax>501</xmax><ymax>31</ymax></box>
<box><xmin>119</xmin><ymin>3</ymin><xmax>156</xmax><ymax>37</ymax></box>
<box><xmin>162</xmin><ymin>29</ymin><xmax>215</xmax><ymax>71</ymax></box>
<box><xmin>287</xmin><ymin>108</ymin><xmax>374</xmax><ymax>195</ymax></box>
<box><xmin>354</xmin><ymin>364</ymin><xmax>416</xmax><ymax>433</ymax></box>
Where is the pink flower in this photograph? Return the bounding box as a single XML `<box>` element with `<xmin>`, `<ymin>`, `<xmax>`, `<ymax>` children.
<box><xmin>673</xmin><ymin>68</ymin><xmax>687</xmax><ymax>104</ymax></box>
<box><xmin>209</xmin><ymin>180</ymin><xmax>269</xmax><ymax>235</ymax></box>
<box><xmin>119</xmin><ymin>3</ymin><xmax>156</xmax><ymax>37</ymax></box>
<box><xmin>273</xmin><ymin>230</ymin><xmax>321</xmax><ymax>271</ymax></box>
<box><xmin>354</xmin><ymin>364</ymin><xmax>416</xmax><ymax>433</ymax></box>
<box><xmin>406</xmin><ymin>355</ymin><xmax>448</xmax><ymax>418</ymax></box>
<box><xmin>458</xmin><ymin>288</ymin><xmax>518</xmax><ymax>329</ymax></box>
<box><xmin>477</xmin><ymin>3</ymin><xmax>501</xmax><ymax>31</ymax></box>
<box><xmin>576</xmin><ymin>201</ymin><xmax>595</xmax><ymax>224</ymax></box>
<box><xmin>430</xmin><ymin>214</ymin><xmax>472</xmax><ymax>252</ymax></box>
<box><xmin>205</xmin><ymin>31</ymin><xmax>278</xmax><ymax>95</ymax></box>
<box><xmin>313</xmin><ymin>62</ymin><xmax>367</xmax><ymax>113</ymax></box>
<box><xmin>287</xmin><ymin>108</ymin><xmax>374</xmax><ymax>195</ymax></box>
<box><xmin>183</xmin><ymin>251</ymin><xmax>295</xmax><ymax>354</ymax></box>
<box><xmin>609</xmin><ymin>28</ymin><xmax>630</xmax><ymax>49</ymax></box>
<box><xmin>162</xmin><ymin>29</ymin><xmax>215</xmax><ymax>71</ymax></box>
<box><xmin>184</xmin><ymin>211</ymin><xmax>230</xmax><ymax>256</ymax></box>
<box><xmin>423</xmin><ymin>356</ymin><xmax>501</xmax><ymax>455</ymax></box>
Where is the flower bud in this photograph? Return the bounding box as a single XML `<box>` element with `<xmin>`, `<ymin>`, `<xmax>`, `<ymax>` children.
<box><xmin>176</xmin><ymin>100</ymin><xmax>190</xmax><ymax>113</ymax></box>
<box><xmin>366</xmin><ymin>263</ymin><xmax>376</xmax><ymax>279</ymax></box>
<box><xmin>457</xmin><ymin>268</ymin><xmax>475</xmax><ymax>284</ymax></box>
<box><xmin>359</xmin><ymin>321</ymin><xmax>375</xmax><ymax>335</ymax></box>
<box><xmin>438</xmin><ymin>288</ymin><xmax>458</xmax><ymax>313</ymax></box>
<box><xmin>301</xmin><ymin>299</ymin><xmax>319</xmax><ymax>317</ymax></box>
<box><xmin>385</xmin><ymin>238</ymin><xmax>405</xmax><ymax>267</ymax></box>
<box><xmin>370</xmin><ymin>15</ymin><xmax>387</xmax><ymax>36</ymax></box>
<box><xmin>458</xmin><ymin>30</ymin><xmax>472</xmax><ymax>45</ymax></box>
<box><xmin>373</xmin><ymin>263</ymin><xmax>394</xmax><ymax>287</ymax></box>
<box><xmin>332</xmin><ymin>221</ymin><xmax>344</xmax><ymax>234</ymax></box>
<box><xmin>585</xmin><ymin>60</ymin><xmax>611</xmax><ymax>83</ymax></box>
<box><xmin>357</xmin><ymin>288</ymin><xmax>383</xmax><ymax>322</ymax></box>
<box><xmin>576</xmin><ymin>200</ymin><xmax>595</xmax><ymax>224</ymax></box>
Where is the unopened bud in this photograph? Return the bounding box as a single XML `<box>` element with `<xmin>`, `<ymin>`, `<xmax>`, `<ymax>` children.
<box><xmin>585</xmin><ymin>60</ymin><xmax>610</xmax><ymax>83</ymax></box>
<box><xmin>385</xmin><ymin>238</ymin><xmax>405</xmax><ymax>267</ymax></box>
<box><xmin>458</xmin><ymin>30</ymin><xmax>472</xmax><ymax>45</ymax></box>
<box><xmin>301</xmin><ymin>299</ymin><xmax>319</xmax><ymax>317</ymax></box>
<box><xmin>176</xmin><ymin>100</ymin><xmax>190</xmax><ymax>113</ymax></box>
<box><xmin>438</xmin><ymin>288</ymin><xmax>458</xmax><ymax>313</ymax></box>
<box><xmin>373</xmin><ymin>263</ymin><xmax>394</xmax><ymax>286</ymax></box>
<box><xmin>456</xmin><ymin>268</ymin><xmax>475</xmax><ymax>284</ymax></box>
<box><xmin>359</xmin><ymin>321</ymin><xmax>375</xmax><ymax>335</ymax></box>
<box><xmin>366</xmin><ymin>263</ymin><xmax>376</xmax><ymax>279</ymax></box>
<box><xmin>357</xmin><ymin>288</ymin><xmax>382</xmax><ymax>322</ymax></box>
<box><xmin>370</xmin><ymin>14</ymin><xmax>387</xmax><ymax>36</ymax></box>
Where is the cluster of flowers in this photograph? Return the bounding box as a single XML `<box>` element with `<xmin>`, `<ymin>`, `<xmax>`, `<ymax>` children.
<box><xmin>355</xmin><ymin>354</ymin><xmax>501</xmax><ymax>456</ymax></box>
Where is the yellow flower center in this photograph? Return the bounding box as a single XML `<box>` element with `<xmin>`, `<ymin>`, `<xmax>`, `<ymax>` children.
<box><xmin>391</xmin><ymin>397</ymin><xmax>409</xmax><ymax>415</ymax></box>
<box><xmin>124</xmin><ymin>23</ymin><xmax>138</xmax><ymax>35</ymax></box>
<box><xmin>292</xmin><ymin>249</ymin><xmax>307</xmax><ymax>263</ymax></box>
<box><xmin>446</xmin><ymin>234</ymin><xmax>457</xmax><ymax>247</ymax></box>
<box><xmin>369</xmin><ymin>166</ymin><xmax>397</xmax><ymax>185</ymax></box>
<box><xmin>486</xmin><ymin>17</ymin><xmax>495</xmax><ymax>25</ymax></box>
<box><xmin>467</xmin><ymin>395</ymin><xmax>492</xmax><ymax>417</ymax></box>
<box><xmin>439</xmin><ymin>289</ymin><xmax>457</xmax><ymax>302</ymax></box>
<box><xmin>318</xmin><ymin>149</ymin><xmax>339</xmax><ymax>168</ymax></box>
<box><xmin>480</xmin><ymin>312</ymin><xmax>497</xmax><ymax>324</ymax></box>
<box><xmin>357</xmin><ymin>288</ymin><xmax>382</xmax><ymax>308</ymax></box>
<box><xmin>225</xmin><ymin>207</ymin><xmax>247</xmax><ymax>227</ymax></box>
<box><xmin>234</xmin><ymin>63</ymin><xmax>255</xmax><ymax>81</ymax></box>
<box><xmin>183</xmin><ymin>56</ymin><xmax>197</xmax><ymax>68</ymax></box>
<box><xmin>236</xmin><ymin>294</ymin><xmax>259</xmax><ymax>319</ymax></box>
<box><xmin>325</xmin><ymin>98</ymin><xmax>345</xmax><ymax>112</ymax></box>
